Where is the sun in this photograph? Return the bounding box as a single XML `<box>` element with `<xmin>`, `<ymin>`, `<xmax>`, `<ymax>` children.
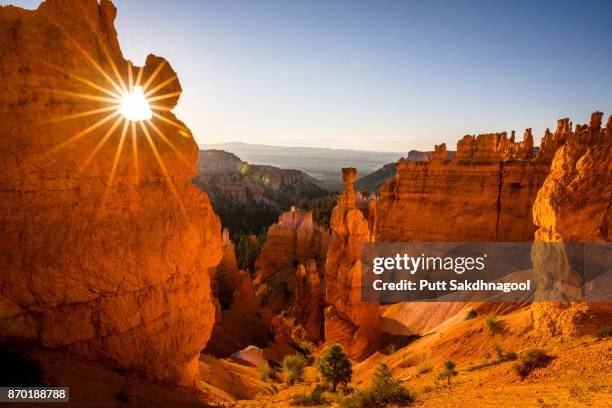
<box><xmin>45</xmin><ymin>41</ymin><xmax>195</xmax><ymax>217</ymax></box>
<box><xmin>119</xmin><ymin>85</ymin><xmax>152</xmax><ymax>121</ymax></box>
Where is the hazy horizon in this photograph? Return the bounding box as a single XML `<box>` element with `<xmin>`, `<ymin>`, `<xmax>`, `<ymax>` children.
<box><xmin>3</xmin><ymin>0</ymin><xmax>612</xmax><ymax>151</ymax></box>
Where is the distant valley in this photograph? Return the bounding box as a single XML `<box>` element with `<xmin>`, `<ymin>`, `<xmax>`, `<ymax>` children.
<box><xmin>203</xmin><ymin>142</ymin><xmax>406</xmax><ymax>190</ymax></box>
<box><xmin>193</xmin><ymin>149</ymin><xmax>327</xmax><ymax>235</ymax></box>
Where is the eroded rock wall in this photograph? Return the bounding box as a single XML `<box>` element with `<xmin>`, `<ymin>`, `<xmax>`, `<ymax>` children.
<box><xmin>376</xmin><ymin>160</ymin><xmax>550</xmax><ymax>242</ymax></box>
<box><xmin>375</xmin><ymin>122</ymin><xmax>577</xmax><ymax>242</ymax></box>
<box><xmin>253</xmin><ymin>208</ymin><xmax>329</xmax><ymax>312</ymax></box>
<box><xmin>0</xmin><ymin>0</ymin><xmax>221</xmax><ymax>386</ymax></box>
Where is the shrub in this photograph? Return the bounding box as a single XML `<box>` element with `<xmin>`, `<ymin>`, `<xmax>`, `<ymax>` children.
<box><xmin>513</xmin><ymin>349</ymin><xmax>553</xmax><ymax>378</ymax></box>
<box><xmin>382</xmin><ymin>343</ymin><xmax>396</xmax><ymax>355</ymax></box>
<box><xmin>283</xmin><ymin>354</ymin><xmax>308</xmax><ymax>385</ymax></box>
<box><xmin>398</xmin><ymin>352</ymin><xmax>411</xmax><ymax>368</ymax></box>
<box><xmin>484</xmin><ymin>315</ymin><xmax>505</xmax><ymax>334</ymax></box>
<box><xmin>437</xmin><ymin>360</ymin><xmax>458</xmax><ymax>385</ymax></box>
<box><xmin>596</xmin><ymin>326</ymin><xmax>612</xmax><ymax>339</ymax></box>
<box><xmin>504</xmin><ymin>351</ymin><xmax>518</xmax><ymax>361</ymax></box>
<box><xmin>493</xmin><ymin>342</ymin><xmax>503</xmax><ymax>359</ymax></box>
<box><xmin>465</xmin><ymin>310</ymin><xmax>477</xmax><ymax>320</ymax></box>
<box><xmin>417</xmin><ymin>363</ymin><xmax>432</xmax><ymax>374</ymax></box>
<box><xmin>258</xmin><ymin>363</ymin><xmax>273</xmax><ymax>382</ymax></box>
<box><xmin>296</xmin><ymin>341</ymin><xmax>313</xmax><ymax>356</ymax></box>
<box><xmin>316</xmin><ymin>344</ymin><xmax>352</xmax><ymax>392</ymax></box>
<box><xmin>291</xmin><ymin>384</ymin><xmax>326</xmax><ymax>406</ymax></box>
<box><xmin>340</xmin><ymin>363</ymin><xmax>412</xmax><ymax>408</ymax></box>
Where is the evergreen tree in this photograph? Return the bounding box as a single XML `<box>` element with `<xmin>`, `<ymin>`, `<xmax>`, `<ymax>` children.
<box><xmin>317</xmin><ymin>344</ymin><xmax>352</xmax><ymax>392</ymax></box>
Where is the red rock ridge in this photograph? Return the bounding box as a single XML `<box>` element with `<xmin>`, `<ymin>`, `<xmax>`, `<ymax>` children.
<box><xmin>0</xmin><ymin>0</ymin><xmax>221</xmax><ymax>386</ymax></box>
<box><xmin>374</xmin><ymin>118</ymin><xmax>596</xmax><ymax>242</ymax></box>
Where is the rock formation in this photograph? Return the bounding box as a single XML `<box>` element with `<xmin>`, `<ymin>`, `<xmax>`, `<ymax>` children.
<box><xmin>210</xmin><ymin>228</ymin><xmax>243</xmax><ymax>308</ymax></box>
<box><xmin>324</xmin><ymin>168</ymin><xmax>383</xmax><ymax>360</ymax></box>
<box><xmin>294</xmin><ymin>260</ymin><xmax>323</xmax><ymax>342</ymax></box>
<box><xmin>0</xmin><ymin>0</ymin><xmax>221</xmax><ymax>386</ymax></box>
<box><xmin>454</xmin><ymin>128</ymin><xmax>535</xmax><ymax>162</ymax></box>
<box><xmin>371</xmin><ymin>113</ymin><xmax>611</xmax><ymax>340</ymax></box>
<box><xmin>253</xmin><ymin>208</ymin><xmax>329</xmax><ymax>312</ymax></box>
<box><xmin>531</xmin><ymin>113</ymin><xmax>612</xmax><ymax>338</ymax></box>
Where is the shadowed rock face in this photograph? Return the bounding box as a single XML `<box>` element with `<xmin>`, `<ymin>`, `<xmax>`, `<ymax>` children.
<box><xmin>0</xmin><ymin>0</ymin><xmax>221</xmax><ymax>386</ymax></box>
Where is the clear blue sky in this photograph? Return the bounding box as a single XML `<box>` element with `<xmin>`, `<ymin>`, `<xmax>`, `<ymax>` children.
<box><xmin>4</xmin><ymin>0</ymin><xmax>612</xmax><ymax>151</ymax></box>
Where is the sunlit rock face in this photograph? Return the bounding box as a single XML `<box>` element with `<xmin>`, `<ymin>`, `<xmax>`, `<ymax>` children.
<box><xmin>531</xmin><ymin>113</ymin><xmax>612</xmax><ymax>339</ymax></box>
<box><xmin>376</xmin><ymin>128</ymin><xmax>551</xmax><ymax>243</ymax></box>
<box><xmin>324</xmin><ymin>168</ymin><xmax>383</xmax><ymax>360</ymax></box>
<box><xmin>0</xmin><ymin>0</ymin><xmax>221</xmax><ymax>386</ymax></box>
<box><xmin>253</xmin><ymin>208</ymin><xmax>329</xmax><ymax>313</ymax></box>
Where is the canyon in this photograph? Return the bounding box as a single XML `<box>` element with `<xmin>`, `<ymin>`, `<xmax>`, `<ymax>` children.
<box><xmin>193</xmin><ymin>149</ymin><xmax>325</xmax><ymax>234</ymax></box>
<box><xmin>0</xmin><ymin>1</ymin><xmax>610</xmax><ymax>406</ymax></box>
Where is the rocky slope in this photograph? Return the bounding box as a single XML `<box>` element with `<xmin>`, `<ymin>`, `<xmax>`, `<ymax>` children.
<box><xmin>193</xmin><ymin>149</ymin><xmax>326</xmax><ymax>234</ymax></box>
<box><xmin>0</xmin><ymin>0</ymin><xmax>221</xmax><ymax>386</ymax></box>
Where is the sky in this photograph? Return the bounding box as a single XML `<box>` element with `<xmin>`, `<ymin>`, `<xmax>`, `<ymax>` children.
<box><xmin>3</xmin><ymin>0</ymin><xmax>612</xmax><ymax>151</ymax></box>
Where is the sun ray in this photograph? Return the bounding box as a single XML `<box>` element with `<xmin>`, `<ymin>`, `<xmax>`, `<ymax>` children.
<box><xmin>70</xmin><ymin>39</ymin><xmax>125</xmax><ymax>96</ymax></box>
<box><xmin>106</xmin><ymin>120</ymin><xmax>130</xmax><ymax>189</ymax></box>
<box><xmin>49</xmin><ymin>111</ymin><xmax>121</xmax><ymax>153</ymax></box>
<box><xmin>146</xmin><ymin>91</ymin><xmax>182</xmax><ymax>103</ymax></box>
<box><xmin>152</xmin><ymin>112</ymin><xmax>189</xmax><ymax>131</ymax></box>
<box><xmin>101</xmin><ymin>44</ymin><xmax>128</xmax><ymax>94</ymax></box>
<box><xmin>98</xmin><ymin>119</ymin><xmax>130</xmax><ymax>215</ymax></box>
<box><xmin>127</xmin><ymin>60</ymin><xmax>134</xmax><ymax>91</ymax></box>
<box><xmin>140</xmin><ymin>121</ymin><xmax>187</xmax><ymax>216</ymax></box>
<box><xmin>149</xmin><ymin>104</ymin><xmax>172</xmax><ymax>112</ymax></box>
<box><xmin>147</xmin><ymin>120</ymin><xmax>191</xmax><ymax>167</ymax></box>
<box><xmin>79</xmin><ymin>116</ymin><xmax>124</xmax><ymax>172</ymax></box>
<box><xmin>54</xmin><ymin>90</ymin><xmax>120</xmax><ymax>104</ymax></box>
<box><xmin>45</xmin><ymin>62</ymin><xmax>122</xmax><ymax>100</ymax></box>
<box><xmin>45</xmin><ymin>105</ymin><xmax>119</xmax><ymax>123</ymax></box>
<box><xmin>141</xmin><ymin>60</ymin><xmax>167</xmax><ymax>93</ymax></box>
<box><xmin>134</xmin><ymin>65</ymin><xmax>145</xmax><ymax>87</ymax></box>
<box><xmin>144</xmin><ymin>75</ymin><xmax>177</xmax><ymax>98</ymax></box>
<box><xmin>131</xmin><ymin>121</ymin><xmax>139</xmax><ymax>182</ymax></box>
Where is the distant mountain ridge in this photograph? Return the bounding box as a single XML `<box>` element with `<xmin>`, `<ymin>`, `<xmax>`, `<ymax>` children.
<box><xmin>203</xmin><ymin>142</ymin><xmax>405</xmax><ymax>190</ymax></box>
<box><xmin>193</xmin><ymin>149</ymin><xmax>326</xmax><ymax>234</ymax></box>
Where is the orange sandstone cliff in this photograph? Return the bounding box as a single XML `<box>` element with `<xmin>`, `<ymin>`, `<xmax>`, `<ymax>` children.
<box><xmin>0</xmin><ymin>0</ymin><xmax>221</xmax><ymax>386</ymax></box>
<box><xmin>376</xmin><ymin>128</ymin><xmax>549</xmax><ymax>242</ymax></box>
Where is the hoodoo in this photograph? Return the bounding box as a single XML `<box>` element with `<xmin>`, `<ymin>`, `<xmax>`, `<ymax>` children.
<box><xmin>324</xmin><ymin>168</ymin><xmax>383</xmax><ymax>360</ymax></box>
<box><xmin>0</xmin><ymin>0</ymin><xmax>221</xmax><ymax>386</ymax></box>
